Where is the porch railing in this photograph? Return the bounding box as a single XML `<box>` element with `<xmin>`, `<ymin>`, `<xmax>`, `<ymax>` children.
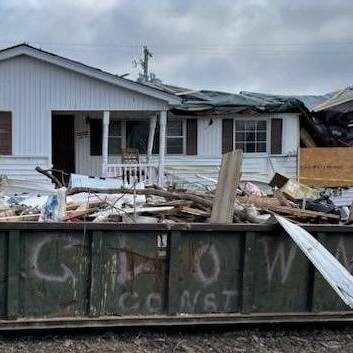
<box><xmin>105</xmin><ymin>163</ymin><xmax>159</xmax><ymax>186</ymax></box>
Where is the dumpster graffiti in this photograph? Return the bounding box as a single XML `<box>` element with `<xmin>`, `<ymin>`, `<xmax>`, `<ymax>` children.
<box><xmin>261</xmin><ymin>239</ymin><xmax>297</xmax><ymax>284</ymax></box>
<box><xmin>30</xmin><ymin>236</ymin><xmax>77</xmax><ymax>284</ymax></box>
<box><xmin>193</xmin><ymin>243</ymin><xmax>220</xmax><ymax>286</ymax></box>
<box><xmin>118</xmin><ymin>292</ymin><xmax>162</xmax><ymax>313</ymax></box>
<box><xmin>179</xmin><ymin>289</ymin><xmax>238</xmax><ymax>312</ymax></box>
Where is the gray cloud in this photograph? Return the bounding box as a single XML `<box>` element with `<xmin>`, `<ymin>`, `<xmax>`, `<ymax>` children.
<box><xmin>1</xmin><ymin>0</ymin><xmax>353</xmax><ymax>95</ymax></box>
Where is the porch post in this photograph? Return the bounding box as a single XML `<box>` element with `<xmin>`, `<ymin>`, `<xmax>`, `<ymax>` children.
<box><xmin>102</xmin><ymin>111</ymin><xmax>110</xmax><ymax>177</ymax></box>
<box><xmin>147</xmin><ymin>114</ymin><xmax>157</xmax><ymax>163</ymax></box>
<box><xmin>158</xmin><ymin>110</ymin><xmax>167</xmax><ymax>186</ymax></box>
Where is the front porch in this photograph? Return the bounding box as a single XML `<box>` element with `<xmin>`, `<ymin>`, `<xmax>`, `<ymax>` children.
<box><xmin>51</xmin><ymin>110</ymin><xmax>168</xmax><ymax>186</ymax></box>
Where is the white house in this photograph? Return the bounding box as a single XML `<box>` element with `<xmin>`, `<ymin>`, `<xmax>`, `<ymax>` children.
<box><xmin>0</xmin><ymin>44</ymin><xmax>300</xmax><ymax>187</ymax></box>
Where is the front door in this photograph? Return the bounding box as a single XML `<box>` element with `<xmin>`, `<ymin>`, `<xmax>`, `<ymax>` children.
<box><xmin>52</xmin><ymin>114</ymin><xmax>75</xmax><ymax>184</ymax></box>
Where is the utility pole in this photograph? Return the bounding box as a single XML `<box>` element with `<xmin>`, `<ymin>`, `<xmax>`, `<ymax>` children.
<box><xmin>135</xmin><ymin>45</ymin><xmax>160</xmax><ymax>83</ymax></box>
<box><xmin>141</xmin><ymin>46</ymin><xmax>152</xmax><ymax>82</ymax></box>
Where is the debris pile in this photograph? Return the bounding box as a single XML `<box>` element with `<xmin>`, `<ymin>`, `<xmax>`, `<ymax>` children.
<box><xmin>0</xmin><ymin>150</ymin><xmax>352</xmax><ymax>224</ymax></box>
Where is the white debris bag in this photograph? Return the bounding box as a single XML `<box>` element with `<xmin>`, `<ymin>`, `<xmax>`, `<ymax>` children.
<box><xmin>275</xmin><ymin>215</ymin><xmax>353</xmax><ymax>308</ymax></box>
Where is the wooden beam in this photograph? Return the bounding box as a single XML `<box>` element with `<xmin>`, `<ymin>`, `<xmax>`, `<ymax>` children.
<box><xmin>210</xmin><ymin>150</ymin><xmax>243</xmax><ymax>223</ymax></box>
<box><xmin>67</xmin><ymin>187</ymin><xmax>213</xmax><ymax>209</ymax></box>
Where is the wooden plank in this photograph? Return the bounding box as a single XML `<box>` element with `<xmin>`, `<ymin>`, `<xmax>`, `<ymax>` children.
<box><xmin>210</xmin><ymin>150</ymin><xmax>243</xmax><ymax>223</ymax></box>
<box><xmin>178</xmin><ymin>206</ymin><xmax>209</xmax><ymax>216</ymax></box>
<box><xmin>7</xmin><ymin>230</ymin><xmax>20</xmax><ymax>318</ymax></box>
<box><xmin>266</xmin><ymin>205</ymin><xmax>340</xmax><ymax>221</ymax></box>
<box><xmin>0</xmin><ymin>214</ymin><xmax>40</xmax><ymax>222</ymax></box>
<box><xmin>300</xmin><ymin>147</ymin><xmax>353</xmax><ymax>187</ymax></box>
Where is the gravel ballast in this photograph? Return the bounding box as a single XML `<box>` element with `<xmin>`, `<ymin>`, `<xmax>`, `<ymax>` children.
<box><xmin>0</xmin><ymin>327</ymin><xmax>353</xmax><ymax>352</ymax></box>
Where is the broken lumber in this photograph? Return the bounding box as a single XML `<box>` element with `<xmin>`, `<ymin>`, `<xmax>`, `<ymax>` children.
<box><xmin>67</xmin><ymin>187</ymin><xmax>213</xmax><ymax>209</ymax></box>
<box><xmin>0</xmin><ymin>213</ymin><xmax>40</xmax><ymax>222</ymax></box>
<box><xmin>269</xmin><ymin>205</ymin><xmax>340</xmax><ymax>221</ymax></box>
<box><xmin>210</xmin><ymin>150</ymin><xmax>243</xmax><ymax>223</ymax></box>
<box><xmin>35</xmin><ymin>166</ymin><xmax>63</xmax><ymax>188</ymax></box>
<box><xmin>178</xmin><ymin>206</ymin><xmax>210</xmax><ymax>217</ymax></box>
<box><xmin>62</xmin><ymin>207</ymin><xmax>99</xmax><ymax>221</ymax></box>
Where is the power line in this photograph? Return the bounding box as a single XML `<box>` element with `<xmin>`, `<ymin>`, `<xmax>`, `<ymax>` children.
<box><xmin>4</xmin><ymin>40</ymin><xmax>353</xmax><ymax>57</ymax></box>
<box><xmin>5</xmin><ymin>39</ymin><xmax>353</xmax><ymax>49</ymax></box>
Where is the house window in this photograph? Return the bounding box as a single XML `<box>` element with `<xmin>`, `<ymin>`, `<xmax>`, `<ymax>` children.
<box><xmin>108</xmin><ymin>120</ymin><xmax>122</xmax><ymax>154</ymax></box>
<box><xmin>234</xmin><ymin>120</ymin><xmax>267</xmax><ymax>153</ymax></box>
<box><xmin>167</xmin><ymin>118</ymin><xmax>184</xmax><ymax>154</ymax></box>
<box><xmin>103</xmin><ymin>118</ymin><xmax>188</xmax><ymax>156</ymax></box>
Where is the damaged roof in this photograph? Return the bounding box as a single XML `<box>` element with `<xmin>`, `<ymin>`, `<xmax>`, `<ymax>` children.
<box><xmin>312</xmin><ymin>87</ymin><xmax>353</xmax><ymax>112</ymax></box>
<box><xmin>146</xmin><ymin>81</ymin><xmax>320</xmax><ymax>115</ymax></box>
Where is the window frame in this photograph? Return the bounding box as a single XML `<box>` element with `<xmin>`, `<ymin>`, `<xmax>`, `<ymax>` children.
<box><xmin>108</xmin><ymin>119</ymin><xmax>123</xmax><ymax>155</ymax></box>
<box><xmin>233</xmin><ymin>117</ymin><xmax>270</xmax><ymax>156</ymax></box>
<box><xmin>166</xmin><ymin>117</ymin><xmax>186</xmax><ymax>155</ymax></box>
<box><xmin>105</xmin><ymin>118</ymin><xmax>188</xmax><ymax>157</ymax></box>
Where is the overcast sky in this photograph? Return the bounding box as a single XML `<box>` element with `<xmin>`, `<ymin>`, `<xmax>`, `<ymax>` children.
<box><xmin>1</xmin><ymin>0</ymin><xmax>353</xmax><ymax>95</ymax></box>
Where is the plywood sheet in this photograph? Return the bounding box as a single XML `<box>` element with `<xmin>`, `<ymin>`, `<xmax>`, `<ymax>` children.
<box><xmin>300</xmin><ymin>147</ymin><xmax>353</xmax><ymax>187</ymax></box>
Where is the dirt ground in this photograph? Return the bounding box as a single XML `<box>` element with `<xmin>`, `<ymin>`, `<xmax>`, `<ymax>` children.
<box><xmin>0</xmin><ymin>326</ymin><xmax>353</xmax><ymax>353</ymax></box>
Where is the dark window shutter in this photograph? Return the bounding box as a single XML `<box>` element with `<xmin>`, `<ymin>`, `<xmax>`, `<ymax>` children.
<box><xmin>90</xmin><ymin>119</ymin><xmax>102</xmax><ymax>156</ymax></box>
<box><xmin>0</xmin><ymin>112</ymin><xmax>12</xmax><ymax>155</ymax></box>
<box><xmin>186</xmin><ymin>119</ymin><xmax>197</xmax><ymax>155</ymax></box>
<box><xmin>222</xmin><ymin>119</ymin><xmax>233</xmax><ymax>153</ymax></box>
<box><xmin>271</xmin><ymin>118</ymin><xmax>283</xmax><ymax>154</ymax></box>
